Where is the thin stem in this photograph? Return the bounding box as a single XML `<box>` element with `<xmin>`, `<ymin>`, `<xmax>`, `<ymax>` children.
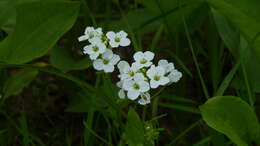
<box><xmin>182</xmin><ymin>17</ymin><xmax>210</xmax><ymax>99</ymax></box>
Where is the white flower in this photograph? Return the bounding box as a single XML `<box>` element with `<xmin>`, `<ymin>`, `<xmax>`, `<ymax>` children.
<box><xmin>93</xmin><ymin>50</ymin><xmax>120</xmax><ymax>73</ymax></box>
<box><xmin>117</xmin><ymin>81</ymin><xmax>126</xmax><ymax>99</ymax></box>
<box><xmin>133</xmin><ymin>51</ymin><xmax>155</xmax><ymax>69</ymax></box>
<box><xmin>123</xmin><ymin>73</ymin><xmax>150</xmax><ymax>100</ymax></box>
<box><xmin>158</xmin><ymin>59</ymin><xmax>175</xmax><ymax>73</ymax></box>
<box><xmin>168</xmin><ymin>69</ymin><xmax>182</xmax><ymax>83</ymax></box>
<box><xmin>83</xmin><ymin>42</ymin><xmax>106</xmax><ymax>60</ymax></box>
<box><xmin>138</xmin><ymin>92</ymin><xmax>151</xmax><ymax>105</ymax></box>
<box><xmin>147</xmin><ymin>65</ymin><xmax>170</xmax><ymax>88</ymax></box>
<box><xmin>78</xmin><ymin>27</ymin><xmax>103</xmax><ymax>42</ymax></box>
<box><xmin>117</xmin><ymin>61</ymin><xmax>139</xmax><ymax>81</ymax></box>
<box><xmin>106</xmin><ymin>31</ymin><xmax>131</xmax><ymax>48</ymax></box>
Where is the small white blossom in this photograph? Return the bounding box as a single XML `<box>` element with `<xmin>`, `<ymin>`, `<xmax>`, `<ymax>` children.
<box><xmin>117</xmin><ymin>61</ymin><xmax>139</xmax><ymax>81</ymax></box>
<box><xmin>78</xmin><ymin>27</ymin><xmax>103</xmax><ymax>42</ymax></box>
<box><xmin>168</xmin><ymin>69</ymin><xmax>182</xmax><ymax>83</ymax></box>
<box><xmin>158</xmin><ymin>59</ymin><xmax>175</xmax><ymax>73</ymax></box>
<box><xmin>133</xmin><ymin>51</ymin><xmax>155</xmax><ymax>69</ymax></box>
<box><xmin>147</xmin><ymin>65</ymin><xmax>170</xmax><ymax>88</ymax></box>
<box><xmin>93</xmin><ymin>50</ymin><xmax>120</xmax><ymax>73</ymax></box>
<box><xmin>123</xmin><ymin>73</ymin><xmax>150</xmax><ymax>100</ymax></box>
<box><xmin>117</xmin><ymin>81</ymin><xmax>126</xmax><ymax>99</ymax></box>
<box><xmin>83</xmin><ymin>42</ymin><xmax>106</xmax><ymax>60</ymax></box>
<box><xmin>138</xmin><ymin>92</ymin><xmax>151</xmax><ymax>105</ymax></box>
<box><xmin>106</xmin><ymin>31</ymin><xmax>131</xmax><ymax>48</ymax></box>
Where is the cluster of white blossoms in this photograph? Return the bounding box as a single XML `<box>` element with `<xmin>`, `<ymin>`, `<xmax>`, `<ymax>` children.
<box><xmin>78</xmin><ymin>26</ymin><xmax>130</xmax><ymax>73</ymax></box>
<box><xmin>117</xmin><ymin>51</ymin><xmax>182</xmax><ymax>105</ymax></box>
<box><xmin>78</xmin><ymin>26</ymin><xmax>182</xmax><ymax>105</ymax></box>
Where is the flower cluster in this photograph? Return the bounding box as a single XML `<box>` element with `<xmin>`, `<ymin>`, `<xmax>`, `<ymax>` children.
<box><xmin>117</xmin><ymin>51</ymin><xmax>182</xmax><ymax>105</ymax></box>
<box><xmin>78</xmin><ymin>26</ymin><xmax>182</xmax><ymax>105</ymax></box>
<box><xmin>78</xmin><ymin>27</ymin><xmax>131</xmax><ymax>72</ymax></box>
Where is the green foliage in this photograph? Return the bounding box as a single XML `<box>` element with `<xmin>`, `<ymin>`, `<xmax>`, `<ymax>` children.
<box><xmin>0</xmin><ymin>0</ymin><xmax>17</xmax><ymax>33</ymax></box>
<box><xmin>206</xmin><ymin>0</ymin><xmax>260</xmax><ymax>61</ymax></box>
<box><xmin>125</xmin><ymin>108</ymin><xmax>145</xmax><ymax>146</ymax></box>
<box><xmin>0</xmin><ymin>0</ymin><xmax>260</xmax><ymax>145</ymax></box>
<box><xmin>50</xmin><ymin>47</ymin><xmax>91</xmax><ymax>72</ymax></box>
<box><xmin>200</xmin><ymin>96</ymin><xmax>260</xmax><ymax>146</ymax></box>
<box><xmin>0</xmin><ymin>0</ymin><xmax>80</xmax><ymax>64</ymax></box>
<box><xmin>3</xmin><ymin>68</ymin><xmax>38</xmax><ymax>98</ymax></box>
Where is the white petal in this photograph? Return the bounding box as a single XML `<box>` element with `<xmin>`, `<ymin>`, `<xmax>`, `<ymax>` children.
<box><xmin>106</xmin><ymin>31</ymin><xmax>116</xmax><ymax>39</ymax></box>
<box><xmin>93</xmin><ymin>59</ymin><xmax>103</xmax><ymax>70</ymax></box>
<box><xmin>158</xmin><ymin>59</ymin><xmax>168</xmax><ymax>67</ymax></box>
<box><xmin>102</xmin><ymin>50</ymin><xmax>113</xmax><ymax>59</ymax></box>
<box><xmin>144</xmin><ymin>62</ymin><xmax>153</xmax><ymax>67</ymax></box>
<box><xmin>89</xmin><ymin>37</ymin><xmax>102</xmax><ymax>44</ymax></box>
<box><xmin>134</xmin><ymin>73</ymin><xmax>145</xmax><ymax>81</ymax></box>
<box><xmin>159</xmin><ymin>77</ymin><xmax>170</xmax><ymax>85</ymax></box>
<box><xmin>123</xmin><ymin>80</ymin><xmax>134</xmax><ymax>90</ymax></box>
<box><xmin>96</xmin><ymin>27</ymin><xmax>102</xmax><ymax>33</ymax></box>
<box><xmin>168</xmin><ymin>70</ymin><xmax>182</xmax><ymax>82</ymax></box>
<box><xmin>78</xmin><ymin>35</ymin><xmax>88</xmax><ymax>42</ymax></box>
<box><xmin>103</xmin><ymin>65</ymin><xmax>114</xmax><ymax>73</ymax></box>
<box><xmin>109</xmin><ymin>40</ymin><xmax>119</xmax><ymax>48</ymax></box>
<box><xmin>120</xmin><ymin>38</ymin><xmax>130</xmax><ymax>46</ymax></box>
<box><xmin>89</xmin><ymin>53</ymin><xmax>99</xmax><ymax>60</ymax></box>
<box><xmin>138</xmin><ymin>92</ymin><xmax>151</xmax><ymax>105</ymax></box>
<box><xmin>139</xmin><ymin>81</ymin><xmax>150</xmax><ymax>92</ymax></box>
<box><xmin>110</xmin><ymin>54</ymin><xmax>120</xmax><ymax>65</ymax></box>
<box><xmin>117</xmin><ymin>61</ymin><xmax>130</xmax><ymax>73</ymax></box>
<box><xmin>144</xmin><ymin>51</ymin><xmax>155</xmax><ymax>61</ymax></box>
<box><xmin>146</xmin><ymin>65</ymin><xmax>156</xmax><ymax>79</ymax></box>
<box><xmin>98</xmin><ymin>44</ymin><xmax>107</xmax><ymax>54</ymax></box>
<box><xmin>133</xmin><ymin>51</ymin><xmax>144</xmax><ymax>61</ymax></box>
<box><xmin>118</xmin><ymin>30</ymin><xmax>128</xmax><ymax>38</ymax></box>
<box><xmin>157</xmin><ymin>66</ymin><xmax>166</xmax><ymax>76</ymax></box>
<box><xmin>118</xmin><ymin>89</ymin><xmax>125</xmax><ymax>99</ymax></box>
<box><xmin>85</xmin><ymin>27</ymin><xmax>95</xmax><ymax>34</ymax></box>
<box><xmin>116</xmin><ymin>81</ymin><xmax>123</xmax><ymax>88</ymax></box>
<box><xmin>127</xmin><ymin>91</ymin><xmax>140</xmax><ymax>100</ymax></box>
<box><xmin>83</xmin><ymin>45</ymin><xmax>93</xmax><ymax>54</ymax></box>
<box><xmin>150</xmin><ymin>80</ymin><xmax>159</xmax><ymax>89</ymax></box>
<box><xmin>132</xmin><ymin>62</ymin><xmax>143</xmax><ymax>70</ymax></box>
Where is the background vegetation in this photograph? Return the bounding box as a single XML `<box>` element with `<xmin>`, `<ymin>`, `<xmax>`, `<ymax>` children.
<box><xmin>0</xmin><ymin>0</ymin><xmax>260</xmax><ymax>145</ymax></box>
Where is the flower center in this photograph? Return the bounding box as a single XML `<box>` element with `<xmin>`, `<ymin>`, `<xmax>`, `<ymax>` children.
<box><xmin>128</xmin><ymin>70</ymin><xmax>135</xmax><ymax>77</ymax></box>
<box><xmin>133</xmin><ymin>83</ymin><xmax>140</xmax><ymax>90</ymax></box>
<box><xmin>140</xmin><ymin>58</ymin><xmax>147</xmax><ymax>64</ymax></box>
<box><xmin>103</xmin><ymin>59</ymin><xmax>110</xmax><ymax>65</ymax></box>
<box><xmin>154</xmin><ymin>75</ymin><xmax>160</xmax><ymax>81</ymax></box>
<box><xmin>92</xmin><ymin>46</ymin><xmax>99</xmax><ymax>52</ymax></box>
<box><xmin>89</xmin><ymin>33</ymin><xmax>94</xmax><ymax>39</ymax></box>
<box><xmin>114</xmin><ymin>37</ymin><xmax>121</xmax><ymax>42</ymax></box>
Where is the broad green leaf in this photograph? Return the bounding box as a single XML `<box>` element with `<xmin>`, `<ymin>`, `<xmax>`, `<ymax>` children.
<box><xmin>0</xmin><ymin>0</ymin><xmax>80</xmax><ymax>64</ymax></box>
<box><xmin>0</xmin><ymin>0</ymin><xmax>18</xmax><ymax>33</ymax></box>
<box><xmin>138</xmin><ymin>0</ymin><xmax>207</xmax><ymax>33</ymax></box>
<box><xmin>212</xmin><ymin>6</ymin><xmax>260</xmax><ymax>93</ymax></box>
<box><xmin>200</xmin><ymin>96</ymin><xmax>260</xmax><ymax>146</ymax></box>
<box><xmin>108</xmin><ymin>9</ymin><xmax>160</xmax><ymax>34</ymax></box>
<box><xmin>125</xmin><ymin>108</ymin><xmax>144</xmax><ymax>146</ymax></box>
<box><xmin>3</xmin><ymin>68</ymin><xmax>38</xmax><ymax>98</ymax></box>
<box><xmin>50</xmin><ymin>47</ymin><xmax>91</xmax><ymax>72</ymax></box>
<box><xmin>207</xmin><ymin>0</ymin><xmax>260</xmax><ymax>62</ymax></box>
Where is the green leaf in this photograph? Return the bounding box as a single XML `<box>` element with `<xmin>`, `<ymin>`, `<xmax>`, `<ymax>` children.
<box><xmin>125</xmin><ymin>108</ymin><xmax>145</xmax><ymax>146</ymax></box>
<box><xmin>207</xmin><ymin>0</ymin><xmax>260</xmax><ymax>61</ymax></box>
<box><xmin>138</xmin><ymin>0</ymin><xmax>207</xmax><ymax>33</ymax></box>
<box><xmin>0</xmin><ymin>0</ymin><xmax>18</xmax><ymax>33</ymax></box>
<box><xmin>50</xmin><ymin>47</ymin><xmax>91</xmax><ymax>72</ymax></box>
<box><xmin>199</xmin><ymin>96</ymin><xmax>260</xmax><ymax>146</ymax></box>
<box><xmin>3</xmin><ymin>68</ymin><xmax>38</xmax><ymax>98</ymax></box>
<box><xmin>0</xmin><ymin>0</ymin><xmax>80</xmax><ymax>64</ymax></box>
